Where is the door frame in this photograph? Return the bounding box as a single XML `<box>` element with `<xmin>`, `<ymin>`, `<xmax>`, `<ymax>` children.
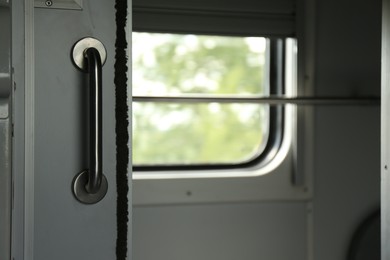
<box><xmin>382</xmin><ymin>0</ymin><xmax>390</xmax><ymax>259</ymax></box>
<box><xmin>11</xmin><ymin>0</ymin><xmax>33</xmax><ymax>259</ymax></box>
<box><xmin>24</xmin><ymin>0</ymin><xmax>35</xmax><ymax>258</ymax></box>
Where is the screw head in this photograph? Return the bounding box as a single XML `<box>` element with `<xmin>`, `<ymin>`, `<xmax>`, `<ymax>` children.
<box><xmin>45</xmin><ymin>0</ymin><xmax>53</xmax><ymax>7</ymax></box>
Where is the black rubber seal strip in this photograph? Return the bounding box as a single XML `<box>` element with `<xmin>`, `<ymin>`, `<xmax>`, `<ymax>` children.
<box><xmin>114</xmin><ymin>0</ymin><xmax>129</xmax><ymax>259</ymax></box>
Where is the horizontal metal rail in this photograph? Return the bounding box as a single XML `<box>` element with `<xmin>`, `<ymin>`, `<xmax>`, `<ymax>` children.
<box><xmin>132</xmin><ymin>95</ymin><xmax>380</xmax><ymax>106</ymax></box>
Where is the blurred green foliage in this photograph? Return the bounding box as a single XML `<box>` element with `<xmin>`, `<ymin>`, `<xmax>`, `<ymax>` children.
<box><xmin>132</xmin><ymin>33</ymin><xmax>269</xmax><ymax>165</ymax></box>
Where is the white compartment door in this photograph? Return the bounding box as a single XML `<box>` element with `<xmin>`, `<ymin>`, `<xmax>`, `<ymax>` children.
<box><xmin>16</xmin><ymin>1</ymin><xmax>130</xmax><ymax>259</ymax></box>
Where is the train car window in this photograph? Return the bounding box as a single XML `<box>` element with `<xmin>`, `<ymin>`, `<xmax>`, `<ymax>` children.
<box><xmin>130</xmin><ymin>0</ymin><xmax>312</xmax><ymax>205</ymax></box>
<box><xmin>132</xmin><ymin>0</ymin><xmax>299</xmax><ymax>177</ymax></box>
<box><xmin>133</xmin><ymin>33</ymin><xmax>276</xmax><ymax>168</ymax></box>
<box><xmin>132</xmin><ymin>33</ymin><xmax>292</xmax><ymax>172</ymax></box>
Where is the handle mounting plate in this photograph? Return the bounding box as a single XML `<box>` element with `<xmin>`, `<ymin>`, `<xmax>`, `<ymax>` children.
<box><xmin>72</xmin><ymin>37</ymin><xmax>107</xmax><ymax>71</ymax></box>
<box><xmin>73</xmin><ymin>170</ymin><xmax>108</xmax><ymax>204</ymax></box>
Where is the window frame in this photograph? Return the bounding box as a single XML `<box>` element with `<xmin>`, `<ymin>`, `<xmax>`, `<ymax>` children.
<box><xmin>132</xmin><ymin>37</ymin><xmax>314</xmax><ymax>205</ymax></box>
<box><xmin>133</xmin><ymin>34</ymin><xmax>287</xmax><ymax>171</ymax></box>
<box><xmin>131</xmin><ymin>0</ymin><xmax>316</xmax><ymax>205</ymax></box>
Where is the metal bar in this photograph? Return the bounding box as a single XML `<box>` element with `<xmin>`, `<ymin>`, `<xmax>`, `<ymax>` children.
<box><xmin>72</xmin><ymin>38</ymin><xmax>108</xmax><ymax>204</ymax></box>
<box><xmin>86</xmin><ymin>48</ymin><xmax>103</xmax><ymax>194</ymax></box>
<box><xmin>132</xmin><ymin>95</ymin><xmax>380</xmax><ymax>106</ymax></box>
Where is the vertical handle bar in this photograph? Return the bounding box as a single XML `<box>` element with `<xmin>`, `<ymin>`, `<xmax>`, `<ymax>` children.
<box><xmin>72</xmin><ymin>37</ymin><xmax>108</xmax><ymax>204</ymax></box>
<box><xmin>86</xmin><ymin>48</ymin><xmax>103</xmax><ymax>194</ymax></box>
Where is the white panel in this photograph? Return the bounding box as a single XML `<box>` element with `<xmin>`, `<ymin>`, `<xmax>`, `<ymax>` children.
<box><xmin>134</xmin><ymin>202</ymin><xmax>308</xmax><ymax>260</ymax></box>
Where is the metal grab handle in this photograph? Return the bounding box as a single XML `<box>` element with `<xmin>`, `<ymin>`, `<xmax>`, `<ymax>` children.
<box><xmin>86</xmin><ymin>48</ymin><xmax>103</xmax><ymax>194</ymax></box>
<box><xmin>72</xmin><ymin>38</ymin><xmax>108</xmax><ymax>204</ymax></box>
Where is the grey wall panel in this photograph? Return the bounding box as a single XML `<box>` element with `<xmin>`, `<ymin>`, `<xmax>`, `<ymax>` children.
<box><xmin>314</xmin><ymin>0</ymin><xmax>381</xmax><ymax>97</ymax></box>
<box><xmin>134</xmin><ymin>203</ymin><xmax>307</xmax><ymax>260</ymax></box>
<box><xmin>313</xmin><ymin>107</ymin><xmax>380</xmax><ymax>260</ymax></box>
<box><xmin>313</xmin><ymin>0</ymin><xmax>381</xmax><ymax>259</ymax></box>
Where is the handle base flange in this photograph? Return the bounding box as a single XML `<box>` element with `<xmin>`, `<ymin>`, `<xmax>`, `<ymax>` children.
<box><xmin>73</xmin><ymin>170</ymin><xmax>108</xmax><ymax>204</ymax></box>
<box><xmin>72</xmin><ymin>37</ymin><xmax>107</xmax><ymax>71</ymax></box>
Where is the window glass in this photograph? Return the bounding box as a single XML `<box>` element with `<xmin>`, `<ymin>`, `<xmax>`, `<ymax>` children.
<box><xmin>132</xmin><ymin>32</ymin><xmax>271</xmax><ymax>166</ymax></box>
<box><xmin>133</xmin><ymin>102</ymin><xmax>269</xmax><ymax>165</ymax></box>
<box><xmin>133</xmin><ymin>33</ymin><xmax>268</xmax><ymax>96</ymax></box>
